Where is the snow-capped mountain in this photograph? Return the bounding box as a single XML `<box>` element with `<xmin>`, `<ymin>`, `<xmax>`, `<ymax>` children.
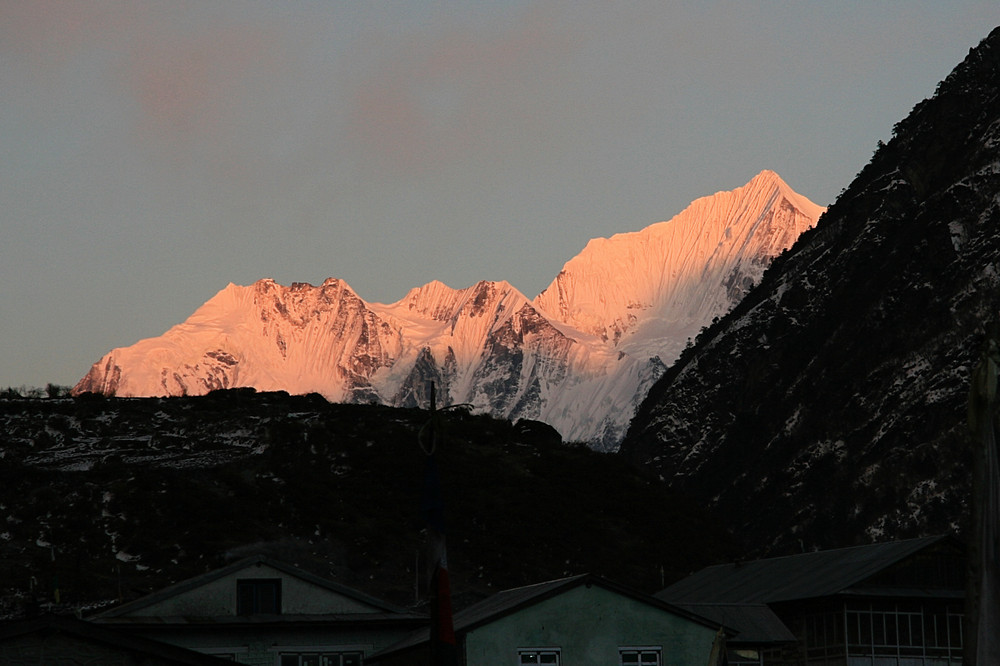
<box><xmin>534</xmin><ymin>169</ymin><xmax>823</xmax><ymax>362</ymax></box>
<box><xmin>74</xmin><ymin>171</ymin><xmax>823</xmax><ymax>448</ymax></box>
<box><xmin>75</xmin><ymin>277</ymin><xmax>399</xmax><ymax>403</ymax></box>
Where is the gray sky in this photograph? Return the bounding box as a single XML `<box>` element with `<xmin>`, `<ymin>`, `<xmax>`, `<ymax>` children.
<box><xmin>2</xmin><ymin>2</ymin><xmax>997</xmax><ymax>388</ymax></box>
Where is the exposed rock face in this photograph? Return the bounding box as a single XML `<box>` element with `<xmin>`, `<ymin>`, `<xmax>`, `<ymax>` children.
<box><xmin>74</xmin><ymin>278</ymin><xmax>402</xmax><ymax>402</ymax></box>
<box><xmin>620</xmin><ymin>28</ymin><xmax>1000</xmax><ymax>553</ymax></box>
<box><xmin>74</xmin><ymin>172</ymin><xmax>822</xmax><ymax>449</ymax></box>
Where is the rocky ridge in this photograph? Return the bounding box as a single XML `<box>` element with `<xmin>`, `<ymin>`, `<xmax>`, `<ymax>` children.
<box><xmin>620</xmin><ymin>27</ymin><xmax>1000</xmax><ymax>554</ymax></box>
<box><xmin>0</xmin><ymin>391</ymin><xmax>735</xmax><ymax>618</ymax></box>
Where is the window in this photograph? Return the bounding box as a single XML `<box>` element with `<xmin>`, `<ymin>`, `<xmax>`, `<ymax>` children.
<box><xmin>518</xmin><ymin>648</ymin><xmax>560</xmax><ymax>665</ymax></box>
<box><xmin>278</xmin><ymin>653</ymin><xmax>362</xmax><ymax>666</ymax></box>
<box><xmin>844</xmin><ymin>602</ymin><xmax>963</xmax><ymax>664</ymax></box>
<box><xmin>620</xmin><ymin>647</ymin><xmax>660</xmax><ymax>665</ymax></box>
<box><xmin>803</xmin><ymin>610</ymin><xmax>845</xmax><ymax>661</ymax></box>
<box><xmin>237</xmin><ymin>578</ymin><xmax>281</xmax><ymax>615</ymax></box>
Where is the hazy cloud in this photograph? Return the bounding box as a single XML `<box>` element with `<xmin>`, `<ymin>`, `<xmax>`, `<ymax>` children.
<box><xmin>120</xmin><ymin>23</ymin><xmax>290</xmax><ymax>174</ymax></box>
<box><xmin>343</xmin><ymin>7</ymin><xmax>577</xmax><ymax>177</ymax></box>
<box><xmin>0</xmin><ymin>0</ymin><xmax>139</xmax><ymax>70</ymax></box>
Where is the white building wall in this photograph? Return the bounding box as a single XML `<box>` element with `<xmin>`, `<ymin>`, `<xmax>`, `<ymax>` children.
<box><xmin>123</xmin><ymin>563</ymin><xmax>382</xmax><ymax>616</ymax></box>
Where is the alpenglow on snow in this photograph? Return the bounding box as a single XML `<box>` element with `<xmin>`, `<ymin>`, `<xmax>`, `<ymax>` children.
<box><xmin>74</xmin><ymin>170</ymin><xmax>824</xmax><ymax>449</ymax></box>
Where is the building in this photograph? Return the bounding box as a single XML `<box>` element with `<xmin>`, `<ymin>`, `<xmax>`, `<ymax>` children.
<box><xmin>0</xmin><ymin>613</ymin><xmax>232</xmax><ymax>665</ymax></box>
<box><xmin>93</xmin><ymin>554</ymin><xmax>427</xmax><ymax>665</ymax></box>
<box><xmin>368</xmin><ymin>573</ymin><xmax>728</xmax><ymax>666</ymax></box>
<box><xmin>657</xmin><ymin>535</ymin><xmax>965</xmax><ymax>666</ymax></box>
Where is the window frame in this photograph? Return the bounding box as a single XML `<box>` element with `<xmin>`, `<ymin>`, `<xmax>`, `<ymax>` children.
<box><xmin>516</xmin><ymin>647</ymin><xmax>561</xmax><ymax>665</ymax></box>
<box><xmin>844</xmin><ymin>600</ymin><xmax>964</xmax><ymax>661</ymax></box>
<box><xmin>236</xmin><ymin>577</ymin><xmax>282</xmax><ymax>616</ymax></box>
<box><xmin>270</xmin><ymin>644</ymin><xmax>368</xmax><ymax>666</ymax></box>
<box><xmin>618</xmin><ymin>645</ymin><xmax>662</xmax><ymax>666</ymax></box>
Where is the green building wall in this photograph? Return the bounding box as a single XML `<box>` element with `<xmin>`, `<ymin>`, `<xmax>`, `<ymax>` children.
<box><xmin>462</xmin><ymin>584</ymin><xmax>718</xmax><ymax>666</ymax></box>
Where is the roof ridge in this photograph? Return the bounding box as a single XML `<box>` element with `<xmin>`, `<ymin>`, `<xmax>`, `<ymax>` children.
<box><xmin>495</xmin><ymin>573</ymin><xmax>588</xmax><ymax>595</ymax></box>
<box><xmin>659</xmin><ymin>535</ymin><xmax>958</xmax><ymax>605</ymax></box>
<box><xmin>718</xmin><ymin>534</ymin><xmax>948</xmax><ymax>567</ymax></box>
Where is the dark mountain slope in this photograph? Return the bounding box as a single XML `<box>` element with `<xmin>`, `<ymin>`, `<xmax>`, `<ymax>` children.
<box><xmin>620</xmin><ymin>27</ymin><xmax>1000</xmax><ymax>555</ymax></box>
<box><xmin>0</xmin><ymin>391</ymin><xmax>735</xmax><ymax>618</ymax></box>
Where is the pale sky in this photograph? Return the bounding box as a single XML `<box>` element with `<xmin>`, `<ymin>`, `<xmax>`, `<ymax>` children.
<box><xmin>2</xmin><ymin>1</ymin><xmax>997</xmax><ymax>388</ymax></box>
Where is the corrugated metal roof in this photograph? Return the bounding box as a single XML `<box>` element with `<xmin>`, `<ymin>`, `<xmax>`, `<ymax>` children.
<box><xmin>658</xmin><ymin>535</ymin><xmax>952</xmax><ymax>604</ymax></box>
<box><xmin>0</xmin><ymin>614</ymin><xmax>233</xmax><ymax>665</ymax></box>
<box><xmin>451</xmin><ymin>575</ymin><xmax>589</xmax><ymax>629</ymax></box>
<box><xmin>671</xmin><ymin>603</ymin><xmax>796</xmax><ymax>645</ymax></box>
<box><xmin>367</xmin><ymin>576</ymin><xmax>585</xmax><ymax>659</ymax></box>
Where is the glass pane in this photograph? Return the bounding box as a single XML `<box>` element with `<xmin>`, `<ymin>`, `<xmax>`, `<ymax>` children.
<box><xmin>948</xmin><ymin>614</ymin><xmax>963</xmax><ymax>647</ymax></box>
<box><xmin>860</xmin><ymin>613</ymin><xmax>872</xmax><ymax>645</ymax></box>
<box><xmin>237</xmin><ymin>582</ymin><xmax>254</xmax><ymax>616</ymax></box>
<box><xmin>237</xmin><ymin>579</ymin><xmax>281</xmax><ymax>614</ymax></box>
<box><xmin>872</xmin><ymin>613</ymin><xmax>885</xmax><ymax>646</ymax></box>
<box><xmin>280</xmin><ymin>657</ymin><xmax>299</xmax><ymax>666</ymax></box>
<box><xmin>621</xmin><ymin>653</ymin><xmax>639</xmax><ymax>664</ymax></box>
<box><xmin>540</xmin><ymin>654</ymin><xmax>558</xmax><ymax>664</ymax></box>
<box><xmin>520</xmin><ymin>655</ymin><xmax>540</xmax><ymax>665</ymax></box>
<box><xmin>897</xmin><ymin>614</ymin><xmax>910</xmax><ymax>646</ymax></box>
<box><xmin>847</xmin><ymin>612</ymin><xmax>861</xmax><ymax>644</ymax></box>
<box><xmin>301</xmin><ymin>655</ymin><xmax>320</xmax><ymax>666</ymax></box>
<box><xmin>640</xmin><ymin>652</ymin><xmax>660</xmax><ymax>665</ymax></box>
<box><xmin>259</xmin><ymin>581</ymin><xmax>279</xmax><ymax>613</ymax></box>
<box><xmin>343</xmin><ymin>654</ymin><xmax>362</xmax><ymax>666</ymax></box>
<box><xmin>911</xmin><ymin>614</ymin><xmax>924</xmax><ymax>646</ymax></box>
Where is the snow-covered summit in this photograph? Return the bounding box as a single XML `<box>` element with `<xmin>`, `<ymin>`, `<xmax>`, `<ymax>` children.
<box><xmin>534</xmin><ymin>169</ymin><xmax>824</xmax><ymax>363</ymax></box>
<box><xmin>74</xmin><ymin>171</ymin><xmax>823</xmax><ymax>448</ymax></box>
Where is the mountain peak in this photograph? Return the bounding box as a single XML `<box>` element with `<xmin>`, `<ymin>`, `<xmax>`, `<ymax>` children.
<box><xmin>534</xmin><ymin>171</ymin><xmax>824</xmax><ymax>360</ymax></box>
<box><xmin>746</xmin><ymin>168</ymin><xmax>782</xmax><ymax>188</ymax></box>
<box><xmin>749</xmin><ymin>168</ymin><xmax>827</xmax><ymax>217</ymax></box>
<box><xmin>75</xmin><ymin>170</ymin><xmax>819</xmax><ymax>448</ymax></box>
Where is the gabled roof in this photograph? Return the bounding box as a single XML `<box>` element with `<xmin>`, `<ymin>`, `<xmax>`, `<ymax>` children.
<box><xmin>96</xmin><ymin>554</ymin><xmax>406</xmax><ymax>619</ymax></box>
<box><xmin>456</xmin><ymin>574</ymin><xmax>723</xmax><ymax>635</ymax></box>
<box><xmin>0</xmin><ymin>614</ymin><xmax>231</xmax><ymax>665</ymax></box>
<box><xmin>658</xmin><ymin>535</ymin><xmax>958</xmax><ymax>605</ymax></box>
<box><xmin>370</xmin><ymin>573</ymin><xmax>727</xmax><ymax>661</ymax></box>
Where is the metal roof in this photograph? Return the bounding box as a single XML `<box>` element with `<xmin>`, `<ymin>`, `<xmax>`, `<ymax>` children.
<box><xmin>671</xmin><ymin>603</ymin><xmax>796</xmax><ymax>645</ymax></box>
<box><xmin>0</xmin><ymin>614</ymin><xmax>233</xmax><ymax>665</ymax></box>
<box><xmin>658</xmin><ymin>535</ymin><xmax>955</xmax><ymax>605</ymax></box>
<box><xmin>454</xmin><ymin>573</ymin><xmax>724</xmax><ymax>634</ymax></box>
